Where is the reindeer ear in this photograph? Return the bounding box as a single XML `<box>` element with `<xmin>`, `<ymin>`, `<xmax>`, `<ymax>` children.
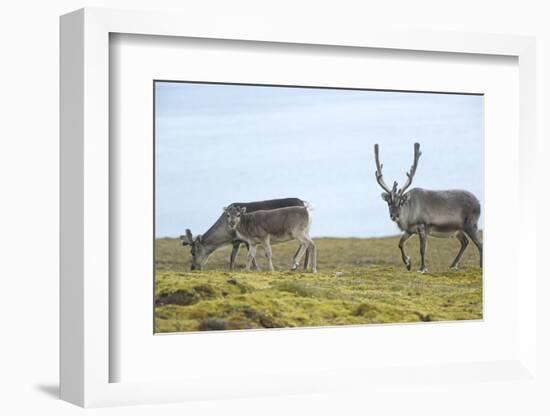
<box><xmin>240</xmin><ymin>207</ymin><xmax>247</xmax><ymax>214</ymax></box>
<box><xmin>179</xmin><ymin>234</ymin><xmax>191</xmax><ymax>246</ymax></box>
<box><xmin>185</xmin><ymin>229</ymin><xmax>194</xmax><ymax>244</ymax></box>
<box><xmin>402</xmin><ymin>193</ymin><xmax>410</xmax><ymax>202</ymax></box>
<box><xmin>381</xmin><ymin>193</ymin><xmax>390</xmax><ymax>202</ymax></box>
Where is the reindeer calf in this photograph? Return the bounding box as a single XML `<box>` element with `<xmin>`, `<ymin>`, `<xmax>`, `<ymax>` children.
<box><xmin>223</xmin><ymin>205</ymin><xmax>317</xmax><ymax>273</ymax></box>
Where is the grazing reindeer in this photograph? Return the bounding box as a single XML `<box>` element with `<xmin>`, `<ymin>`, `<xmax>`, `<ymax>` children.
<box><xmin>374</xmin><ymin>142</ymin><xmax>482</xmax><ymax>272</ymax></box>
<box><xmin>181</xmin><ymin>198</ymin><xmax>308</xmax><ymax>270</ymax></box>
<box><xmin>224</xmin><ymin>204</ymin><xmax>317</xmax><ymax>273</ymax></box>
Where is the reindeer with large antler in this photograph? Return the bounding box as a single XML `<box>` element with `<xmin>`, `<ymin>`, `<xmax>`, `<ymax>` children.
<box><xmin>374</xmin><ymin>142</ymin><xmax>482</xmax><ymax>272</ymax></box>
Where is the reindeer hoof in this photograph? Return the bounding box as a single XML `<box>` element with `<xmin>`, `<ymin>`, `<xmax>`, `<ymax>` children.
<box><xmin>311</xmin><ymin>268</ymin><xmax>318</xmax><ymax>273</ymax></box>
<box><xmin>291</xmin><ymin>263</ymin><xmax>299</xmax><ymax>271</ymax></box>
<box><xmin>417</xmin><ymin>268</ymin><xmax>428</xmax><ymax>274</ymax></box>
<box><xmin>405</xmin><ymin>258</ymin><xmax>411</xmax><ymax>271</ymax></box>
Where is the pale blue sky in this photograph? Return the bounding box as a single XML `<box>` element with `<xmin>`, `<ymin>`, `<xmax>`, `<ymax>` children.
<box><xmin>155</xmin><ymin>82</ymin><xmax>483</xmax><ymax>238</ymax></box>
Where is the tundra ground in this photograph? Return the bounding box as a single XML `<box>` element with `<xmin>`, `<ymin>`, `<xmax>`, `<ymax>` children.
<box><xmin>155</xmin><ymin>236</ymin><xmax>482</xmax><ymax>332</ymax></box>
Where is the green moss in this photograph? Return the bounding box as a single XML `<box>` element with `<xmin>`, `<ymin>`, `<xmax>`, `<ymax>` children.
<box><xmin>154</xmin><ymin>236</ymin><xmax>482</xmax><ymax>332</ymax></box>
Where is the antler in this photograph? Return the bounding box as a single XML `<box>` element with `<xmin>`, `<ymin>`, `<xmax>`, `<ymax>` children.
<box><xmin>374</xmin><ymin>144</ymin><xmax>393</xmax><ymax>194</ymax></box>
<box><xmin>398</xmin><ymin>142</ymin><xmax>422</xmax><ymax>195</ymax></box>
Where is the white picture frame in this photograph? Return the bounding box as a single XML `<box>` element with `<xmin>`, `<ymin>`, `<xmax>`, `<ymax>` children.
<box><xmin>60</xmin><ymin>7</ymin><xmax>538</xmax><ymax>408</ymax></box>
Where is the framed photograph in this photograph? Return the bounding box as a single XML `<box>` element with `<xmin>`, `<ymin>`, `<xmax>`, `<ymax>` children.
<box><xmin>60</xmin><ymin>8</ymin><xmax>538</xmax><ymax>407</ymax></box>
<box><xmin>153</xmin><ymin>81</ymin><xmax>484</xmax><ymax>334</ymax></box>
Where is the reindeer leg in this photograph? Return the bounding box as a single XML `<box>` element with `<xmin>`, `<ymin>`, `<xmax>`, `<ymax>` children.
<box><xmin>303</xmin><ymin>246</ymin><xmax>310</xmax><ymax>270</ymax></box>
<box><xmin>292</xmin><ymin>244</ymin><xmax>307</xmax><ymax>270</ymax></box>
<box><xmin>229</xmin><ymin>241</ymin><xmax>240</xmax><ymax>271</ymax></box>
<box><xmin>262</xmin><ymin>238</ymin><xmax>274</xmax><ymax>272</ymax></box>
<box><xmin>398</xmin><ymin>231</ymin><xmax>413</xmax><ymax>271</ymax></box>
<box><xmin>310</xmin><ymin>240</ymin><xmax>317</xmax><ymax>273</ymax></box>
<box><xmin>243</xmin><ymin>241</ymin><xmax>259</xmax><ymax>270</ymax></box>
<box><xmin>291</xmin><ymin>245</ymin><xmax>304</xmax><ymax>270</ymax></box>
<box><xmin>246</xmin><ymin>245</ymin><xmax>258</xmax><ymax>271</ymax></box>
<box><xmin>464</xmin><ymin>225</ymin><xmax>483</xmax><ymax>268</ymax></box>
<box><xmin>303</xmin><ymin>236</ymin><xmax>317</xmax><ymax>273</ymax></box>
<box><xmin>417</xmin><ymin>224</ymin><xmax>428</xmax><ymax>273</ymax></box>
<box><xmin>450</xmin><ymin>232</ymin><xmax>469</xmax><ymax>270</ymax></box>
<box><xmin>290</xmin><ymin>244</ymin><xmax>310</xmax><ymax>270</ymax></box>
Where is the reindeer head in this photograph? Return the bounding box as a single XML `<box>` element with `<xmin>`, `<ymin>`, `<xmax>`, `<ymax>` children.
<box><xmin>374</xmin><ymin>142</ymin><xmax>422</xmax><ymax>223</ymax></box>
<box><xmin>223</xmin><ymin>205</ymin><xmax>246</xmax><ymax>230</ymax></box>
<box><xmin>179</xmin><ymin>229</ymin><xmax>205</xmax><ymax>270</ymax></box>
